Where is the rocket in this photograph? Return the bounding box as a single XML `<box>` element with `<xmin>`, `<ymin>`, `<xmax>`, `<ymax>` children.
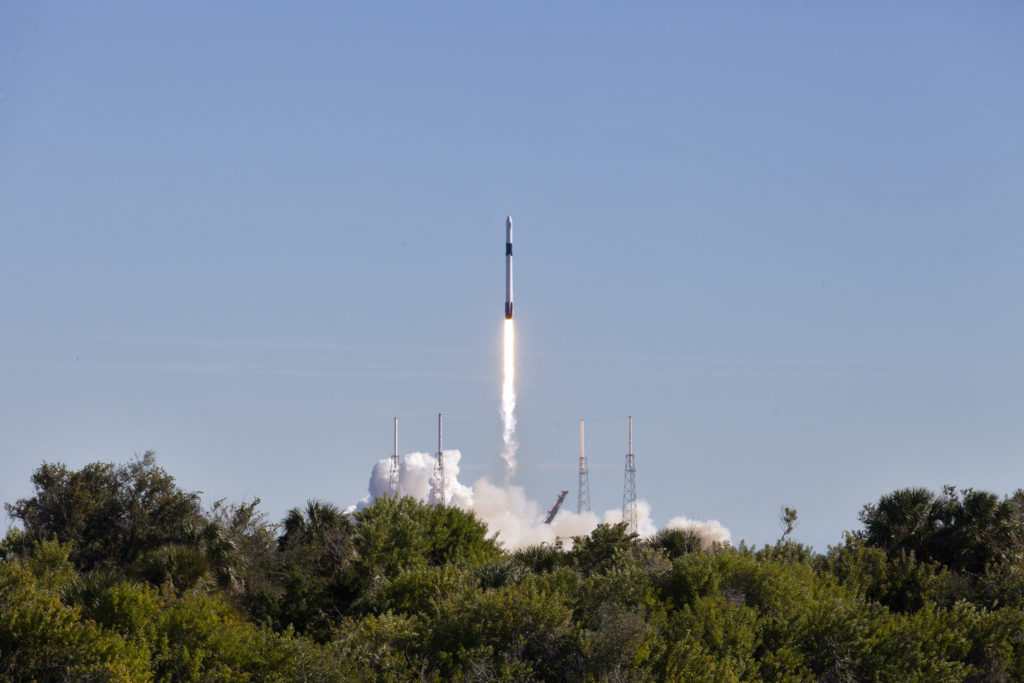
<box><xmin>505</xmin><ymin>216</ymin><xmax>514</xmax><ymax>319</ymax></box>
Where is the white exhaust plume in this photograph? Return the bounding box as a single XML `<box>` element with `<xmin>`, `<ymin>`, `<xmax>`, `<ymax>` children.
<box><xmin>664</xmin><ymin>516</ymin><xmax>732</xmax><ymax>549</ymax></box>
<box><xmin>356</xmin><ymin>452</ymin><xmax>731</xmax><ymax>551</ymax></box>
<box><xmin>470</xmin><ymin>478</ymin><xmax>600</xmax><ymax>548</ymax></box>
<box><xmin>601</xmin><ymin>499</ymin><xmax>659</xmax><ymax>538</ymax></box>
<box><xmin>500</xmin><ymin>319</ymin><xmax>517</xmax><ymax>478</ymax></box>
<box><xmin>360</xmin><ymin>451</ymin><xmax>473</xmax><ymax>509</ymax></box>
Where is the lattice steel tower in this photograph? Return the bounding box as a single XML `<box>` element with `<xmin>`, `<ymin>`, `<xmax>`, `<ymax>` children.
<box><xmin>388</xmin><ymin>417</ymin><xmax>400</xmax><ymax>498</ymax></box>
<box><xmin>622</xmin><ymin>416</ymin><xmax>638</xmax><ymax>534</ymax></box>
<box><xmin>432</xmin><ymin>413</ymin><xmax>446</xmax><ymax>505</ymax></box>
<box><xmin>577</xmin><ymin>419</ymin><xmax>591</xmax><ymax>514</ymax></box>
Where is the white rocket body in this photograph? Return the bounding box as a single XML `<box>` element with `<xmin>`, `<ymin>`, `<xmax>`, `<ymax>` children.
<box><xmin>505</xmin><ymin>216</ymin><xmax>514</xmax><ymax>319</ymax></box>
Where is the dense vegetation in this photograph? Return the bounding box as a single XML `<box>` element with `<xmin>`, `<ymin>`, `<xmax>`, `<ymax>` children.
<box><xmin>3</xmin><ymin>454</ymin><xmax>1024</xmax><ymax>681</ymax></box>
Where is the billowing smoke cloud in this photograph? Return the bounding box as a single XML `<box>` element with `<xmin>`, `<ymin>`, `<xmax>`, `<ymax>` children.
<box><xmin>356</xmin><ymin>452</ymin><xmax>731</xmax><ymax>551</ymax></box>
<box><xmin>664</xmin><ymin>516</ymin><xmax>732</xmax><ymax>549</ymax></box>
<box><xmin>360</xmin><ymin>451</ymin><xmax>473</xmax><ymax>509</ymax></box>
<box><xmin>470</xmin><ymin>478</ymin><xmax>600</xmax><ymax>548</ymax></box>
<box><xmin>602</xmin><ymin>500</ymin><xmax>659</xmax><ymax>539</ymax></box>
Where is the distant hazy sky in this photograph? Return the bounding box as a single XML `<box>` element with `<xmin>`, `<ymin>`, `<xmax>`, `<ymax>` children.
<box><xmin>2</xmin><ymin>2</ymin><xmax>1023</xmax><ymax>550</ymax></box>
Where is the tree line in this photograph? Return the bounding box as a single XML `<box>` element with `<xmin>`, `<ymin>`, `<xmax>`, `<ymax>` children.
<box><xmin>3</xmin><ymin>452</ymin><xmax>1024</xmax><ymax>681</ymax></box>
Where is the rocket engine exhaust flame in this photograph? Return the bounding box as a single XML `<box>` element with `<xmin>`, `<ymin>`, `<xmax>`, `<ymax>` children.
<box><xmin>500</xmin><ymin>318</ymin><xmax>517</xmax><ymax>478</ymax></box>
<box><xmin>500</xmin><ymin>216</ymin><xmax>517</xmax><ymax>479</ymax></box>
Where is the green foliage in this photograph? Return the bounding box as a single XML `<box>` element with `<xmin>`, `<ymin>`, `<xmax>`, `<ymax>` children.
<box><xmin>951</xmin><ymin>601</ymin><xmax>1024</xmax><ymax>682</ymax></box>
<box><xmin>365</xmin><ymin>564</ymin><xmax>473</xmax><ymax>617</ymax></box>
<box><xmin>7</xmin><ymin>458</ymin><xmax>1024</xmax><ymax>681</ymax></box>
<box><xmin>780</xmin><ymin>506</ymin><xmax>798</xmax><ymax>540</ymax></box>
<box><xmin>206</xmin><ymin>498</ymin><xmax>277</xmax><ymax>594</ymax></box>
<box><xmin>973</xmin><ymin>561</ymin><xmax>1024</xmax><ymax>609</ymax></box>
<box><xmin>148</xmin><ymin>591</ymin><xmax>256</xmax><ymax>681</ymax></box>
<box><xmin>819</xmin><ymin>535</ymin><xmax>952</xmax><ymax>612</ymax></box>
<box><xmin>860</xmin><ymin>485</ymin><xmax>1024</xmax><ymax>574</ymax></box>
<box><xmin>243</xmin><ymin>500</ymin><xmax>358</xmax><ymax>641</ymax></box>
<box><xmin>582</xmin><ymin>602</ymin><xmax>659</xmax><ymax>681</ymax></box>
<box><xmin>23</xmin><ymin>537</ymin><xmax>77</xmax><ymax>593</ymax></box>
<box><xmin>137</xmin><ymin>544</ymin><xmax>212</xmax><ymax>594</ymax></box>
<box><xmin>425</xmin><ymin>576</ymin><xmax>579</xmax><ymax>680</ymax></box>
<box><xmin>512</xmin><ymin>541</ymin><xmax>567</xmax><ymax>573</ymax></box>
<box><xmin>353</xmin><ymin>496</ymin><xmax>502</xmax><ymax>580</ymax></box>
<box><xmin>5</xmin><ymin>453</ymin><xmax>203</xmax><ymax>573</ymax></box>
<box><xmin>279</xmin><ymin>500</ymin><xmax>352</xmax><ymax>557</ymax></box>
<box><xmin>330</xmin><ymin>613</ymin><xmax>423</xmax><ymax>681</ymax></box>
<box><xmin>0</xmin><ymin>555</ymin><xmax>149</xmax><ymax>681</ymax></box>
<box><xmin>647</xmin><ymin>527</ymin><xmax>704</xmax><ymax>559</ymax></box>
<box><xmin>471</xmin><ymin>557</ymin><xmax>529</xmax><ymax>590</ymax></box>
<box><xmin>864</xmin><ymin>604</ymin><xmax>973</xmax><ymax>681</ymax></box>
<box><xmin>76</xmin><ymin>578</ymin><xmax>162</xmax><ymax>649</ymax></box>
<box><xmin>666</xmin><ymin>594</ymin><xmax>761</xmax><ymax>680</ymax></box>
<box><xmin>0</xmin><ymin>526</ymin><xmax>28</xmax><ymax>562</ymax></box>
<box><xmin>570</xmin><ymin>521</ymin><xmax>638</xmax><ymax>575</ymax></box>
<box><xmin>68</xmin><ymin>572</ymin><xmax>348</xmax><ymax>681</ymax></box>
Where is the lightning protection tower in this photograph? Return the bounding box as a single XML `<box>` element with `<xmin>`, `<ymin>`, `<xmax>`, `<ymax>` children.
<box><xmin>622</xmin><ymin>416</ymin><xmax>638</xmax><ymax>534</ymax></box>
<box><xmin>432</xmin><ymin>413</ymin><xmax>446</xmax><ymax>506</ymax></box>
<box><xmin>388</xmin><ymin>417</ymin><xmax>400</xmax><ymax>498</ymax></box>
<box><xmin>577</xmin><ymin>419</ymin><xmax>591</xmax><ymax>514</ymax></box>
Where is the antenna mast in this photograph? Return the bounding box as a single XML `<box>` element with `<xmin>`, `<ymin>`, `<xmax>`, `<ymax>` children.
<box><xmin>388</xmin><ymin>417</ymin><xmax>400</xmax><ymax>498</ymax></box>
<box><xmin>622</xmin><ymin>416</ymin><xmax>638</xmax><ymax>534</ymax></box>
<box><xmin>432</xmin><ymin>413</ymin><xmax>446</xmax><ymax>505</ymax></box>
<box><xmin>577</xmin><ymin>419</ymin><xmax>591</xmax><ymax>513</ymax></box>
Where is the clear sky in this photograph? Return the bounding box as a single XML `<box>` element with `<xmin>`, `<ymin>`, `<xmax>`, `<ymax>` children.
<box><xmin>2</xmin><ymin>2</ymin><xmax>1023</xmax><ymax>550</ymax></box>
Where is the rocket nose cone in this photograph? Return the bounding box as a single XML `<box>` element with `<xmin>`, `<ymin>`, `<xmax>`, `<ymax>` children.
<box><xmin>506</xmin><ymin>216</ymin><xmax>512</xmax><ymax>227</ymax></box>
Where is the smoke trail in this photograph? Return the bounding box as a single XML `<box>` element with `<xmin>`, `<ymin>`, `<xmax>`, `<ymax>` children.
<box><xmin>500</xmin><ymin>318</ymin><xmax>517</xmax><ymax>478</ymax></box>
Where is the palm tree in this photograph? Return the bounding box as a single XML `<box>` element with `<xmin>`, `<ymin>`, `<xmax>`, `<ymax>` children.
<box><xmin>860</xmin><ymin>486</ymin><xmax>1024</xmax><ymax>574</ymax></box>
<box><xmin>648</xmin><ymin>528</ymin><xmax>704</xmax><ymax>559</ymax></box>
<box><xmin>933</xmin><ymin>488</ymin><xmax>1024</xmax><ymax>573</ymax></box>
<box><xmin>278</xmin><ymin>500</ymin><xmax>355</xmax><ymax>573</ymax></box>
<box><xmin>859</xmin><ymin>487</ymin><xmax>938</xmax><ymax>561</ymax></box>
<box><xmin>136</xmin><ymin>518</ymin><xmax>239</xmax><ymax>592</ymax></box>
<box><xmin>137</xmin><ymin>544</ymin><xmax>210</xmax><ymax>592</ymax></box>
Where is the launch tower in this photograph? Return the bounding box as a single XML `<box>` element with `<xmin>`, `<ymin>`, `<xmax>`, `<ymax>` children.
<box><xmin>577</xmin><ymin>419</ymin><xmax>591</xmax><ymax>514</ymax></box>
<box><xmin>389</xmin><ymin>417</ymin><xmax>400</xmax><ymax>498</ymax></box>
<box><xmin>622</xmin><ymin>416</ymin><xmax>638</xmax><ymax>534</ymax></box>
<box><xmin>432</xmin><ymin>413</ymin><xmax>446</xmax><ymax>506</ymax></box>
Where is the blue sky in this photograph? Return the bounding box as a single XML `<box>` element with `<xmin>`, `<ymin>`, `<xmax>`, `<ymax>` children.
<box><xmin>2</xmin><ymin>2</ymin><xmax>1023</xmax><ymax>549</ymax></box>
